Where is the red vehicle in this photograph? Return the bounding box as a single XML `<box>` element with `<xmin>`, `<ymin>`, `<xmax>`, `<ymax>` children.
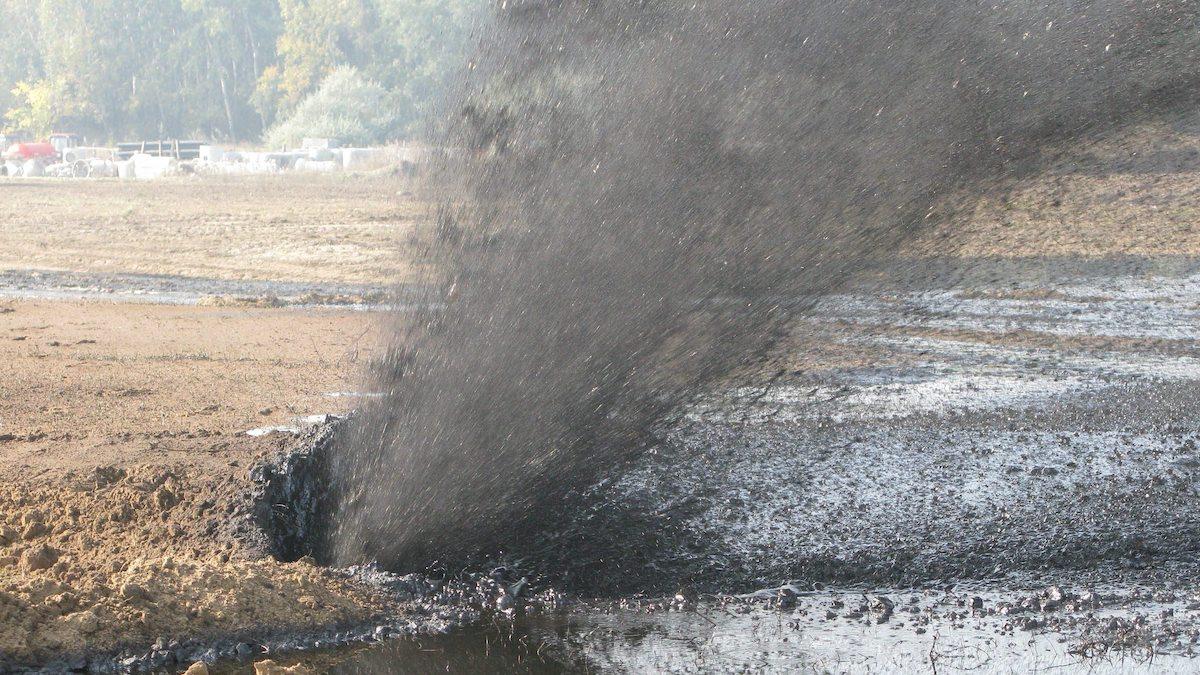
<box><xmin>3</xmin><ymin>141</ymin><xmax>56</xmax><ymax>161</ymax></box>
<box><xmin>3</xmin><ymin>133</ymin><xmax>81</xmax><ymax>162</ymax></box>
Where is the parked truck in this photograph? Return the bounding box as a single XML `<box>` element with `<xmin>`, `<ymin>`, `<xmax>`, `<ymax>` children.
<box><xmin>2</xmin><ymin>132</ymin><xmax>82</xmax><ymax>176</ymax></box>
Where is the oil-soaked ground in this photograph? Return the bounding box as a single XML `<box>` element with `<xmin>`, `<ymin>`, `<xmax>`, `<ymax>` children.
<box><xmin>248</xmin><ymin>256</ymin><xmax>1200</xmax><ymax>673</ymax></box>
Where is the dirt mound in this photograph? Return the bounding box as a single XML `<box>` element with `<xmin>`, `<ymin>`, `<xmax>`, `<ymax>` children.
<box><xmin>0</xmin><ymin>465</ymin><xmax>385</xmax><ymax>669</ymax></box>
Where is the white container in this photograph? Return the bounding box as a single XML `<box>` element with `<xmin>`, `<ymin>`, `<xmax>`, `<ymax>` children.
<box><xmin>116</xmin><ymin>160</ymin><xmax>136</xmax><ymax>180</ymax></box>
<box><xmin>22</xmin><ymin>159</ymin><xmax>43</xmax><ymax>177</ymax></box>
<box><xmin>131</xmin><ymin>154</ymin><xmax>178</xmax><ymax>180</ymax></box>
<box><xmin>199</xmin><ymin>145</ymin><xmax>225</xmax><ymax>163</ymax></box>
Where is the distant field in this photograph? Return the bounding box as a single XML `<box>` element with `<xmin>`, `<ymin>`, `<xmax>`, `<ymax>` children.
<box><xmin>0</xmin><ymin>174</ymin><xmax>427</xmax><ymax>286</ymax></box>
<box><xmin>898</xmin><ymin>116</ymin><xmax>1200</xmax><ymax>260</ymax></box>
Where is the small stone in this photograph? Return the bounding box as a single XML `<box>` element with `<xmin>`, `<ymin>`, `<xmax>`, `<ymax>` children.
<box><xmin>673</xmin><ymin>587</ymin><xmax>698</xmax><ymax>606</ymax></box>
<box><xmin>259</xmin><ymin>408</ymin><xmax>274</xmax><ymax>416</ymax></box>
<box><xmin>0</xmin><ymin>526</ymin><xmax>18</xmax><ymax>545</ymax></box>
<box><xmin>870</xmin><ymin>595</ymin><xmax>895</xmax><ymax>613</ymax></box>
<box><xmin>777</xmin><ymin>587</ymin><xmax>798</xmax><ymax>608</ymax></box>
<box><xmin>63</xmin><ymin>610</ymin><xmax>100</xmax><ymax>635</ymax></box>
<box><xmin>184</xmin><ymin>663</ymin><xmax>210</xmax><ymax>675</ymax></box>
<box><xmin>970</xmin><ymin>597</ymin><xmax>985</xmax><ymax>610</ymax></box>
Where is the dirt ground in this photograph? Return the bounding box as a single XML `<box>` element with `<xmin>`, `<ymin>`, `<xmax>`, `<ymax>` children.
<box><xmin>0</xmin><ymin>176</ymin><xmax>406</xmax><ymax>669</ymax></box>
<box><xmin>0</xmin><ymin>175</ymin><xmax>426</xmax><ymax>285</ymax></box>
<box><xmin>0</xmin><ymin>301</ymin><xmax>395</xmax><ymax>667</ymax></box>
<box><xmin>0</xmin><ymin>303</ymin><xmax>381</xmax><ymax>473</ymax></box>
<box><xmin>906</xmin><ymin>115</ymin><xmax>1200</xmax><ymax>259</ymax></box>
<box><xmin>2</xmin><ymin>109</ymin><xmax>1200</xmax><ymax>670</ymax></box>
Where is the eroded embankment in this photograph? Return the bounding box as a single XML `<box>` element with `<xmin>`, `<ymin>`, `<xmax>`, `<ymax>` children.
<box><xmin>0</xmin><ymin>462</ymin><xmax>392</xmax><ymax>673</ymax></box>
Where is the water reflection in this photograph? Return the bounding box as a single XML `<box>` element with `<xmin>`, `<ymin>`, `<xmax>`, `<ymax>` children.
<box><xmin>323</xmin><ymin>623</ymin><xmax>573</xmax><ymax>674</ymax></box>
<box><xmin>317</xmin><ymin>598</ymin><xmax>1190</xmax><ymax>675</ymax></box>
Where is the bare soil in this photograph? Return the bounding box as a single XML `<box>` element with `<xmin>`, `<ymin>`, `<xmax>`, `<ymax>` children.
<box><xmin>0</xmin><ymin>174</ymin><xmax>408</xmax><ymax>669</ymax></box>
<box><xmin>908</xmin><ymin>116</ymin><xmax>1200</xmax><ymax>258</ymax></box>
<box><xmin>0</xmin><ymin>175</ymin><xmax>427</xmax><ymax>285</ymax></box>
<box><xmin>0</xmin><ymin>302</ymin><xmax>381</xmax><ymax>472</ymax></box>
<box><xmin>0</xmin><ymin>300</ymin><xmax>390</xmax><ymax>666</ymax></box>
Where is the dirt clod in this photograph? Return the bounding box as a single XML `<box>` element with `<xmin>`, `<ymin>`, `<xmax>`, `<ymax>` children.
<box><xmin>21</xmin><ymin>522</ymin><xmax>48</xmax><ymax>541</ymax></box>
<box><xmin>254</xmin><ymin>659</ymin><xmax>315</xmax><ymax>675</ymax></box>
<box><xmin>155</xmin><ymin>487</ymin><xmax>179</xmax><ymax>511</ymax></box>
<box><xmin>21</xmin><ymin>545</ymin><xmax>59</xmax><ymax>572</ymax></box>
<box><xmin>120</xmin><ymin>583</ymin><xmax>149</xmax><ymax>602</ymax></box>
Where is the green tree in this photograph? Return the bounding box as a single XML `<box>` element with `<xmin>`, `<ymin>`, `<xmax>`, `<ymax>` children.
<box><xmin>267</xmin><ymin>0</ymin><xmax>374</xmax><ymax>115</ymax></box>
<box><xmin>264</xmin><ymin>65</ymin><xmax>395</xmax><ymax>147</ymax></box>
<box><xmin>180</xmin><ymin>0</ymin><xmax>282</xmax><ymax>139</ymax></box>
<box><xmin>0</xmin><ymin>0</ymin><xmax>43</xmax><ymax>134</ymax></box>
<box><xmin>1</xmin><ymin>0</ymin><xmax>481</xmax><ymax>142</ymax></box>
<box><xmin>371</xmin><ymin>0</ymin><xmax>480</xmax><ymax>134</ymax></box>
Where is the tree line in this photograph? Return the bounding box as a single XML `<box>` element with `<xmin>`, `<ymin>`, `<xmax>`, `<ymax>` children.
<box><xmin>0</xmin><ymin>0</ymin><xmax>481</xmax><ymax>145</ymax></box>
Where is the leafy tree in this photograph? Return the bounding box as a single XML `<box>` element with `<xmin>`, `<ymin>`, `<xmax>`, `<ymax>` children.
<box><xmin>0</xmin><ymin>0</ymin><xmax>481</xmax><ymax>142</ymax></box>
<box><xmin>264</xmin><ymin>65</ymin><xmax>396</xmax><ymax>147</ymax></box>
<box><xmin>371</xmin><ymin>0</ymin><xmax>480</xmax><ymax>134</ymax></box>
<box><xmin>5</xmin><ymin>80</ymin><xmax>56</xmax><ymax>137</ymax></box>
<box><xmin>0</xmin><ymin>0</ymin><xmax>43</xmax><ymax>133</ymax></box>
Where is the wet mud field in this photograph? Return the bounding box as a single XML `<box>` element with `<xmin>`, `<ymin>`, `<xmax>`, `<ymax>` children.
<box><xmin>0</xmin><ymin>270</ymin><xmax>389</xmax><ymax>307</ymax></box>
<box><xmin>5</xmin><ymin>258</ymin><xmax>1200</xmax><ymax>672</ymax></box>
<box><xmin>5</xmin><ymin>255</ymin><xmax>1200</xmax><ymax>672</ymax></box>
<box><xmin>238</xmin><ymin>255</ymin><xmax>1200</xmax><ymax>674</ymax></box>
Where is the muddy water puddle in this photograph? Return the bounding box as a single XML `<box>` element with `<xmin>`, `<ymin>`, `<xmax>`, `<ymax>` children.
<box><xmin>246</xmin><ymin>586</ymin><xmax>1197</xmax><ymax>674</ymax></box>
<box><xmin>0</xmin><ymin>269</ymin><xmax>401</xmax><ymax>307</ymax></box>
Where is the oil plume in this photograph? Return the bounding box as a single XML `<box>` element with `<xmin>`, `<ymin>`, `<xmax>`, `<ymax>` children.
<box><xmin>327</xmin><ymin>1</ymin><xmax>1200</xmax><ymax>580</ymax></box>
